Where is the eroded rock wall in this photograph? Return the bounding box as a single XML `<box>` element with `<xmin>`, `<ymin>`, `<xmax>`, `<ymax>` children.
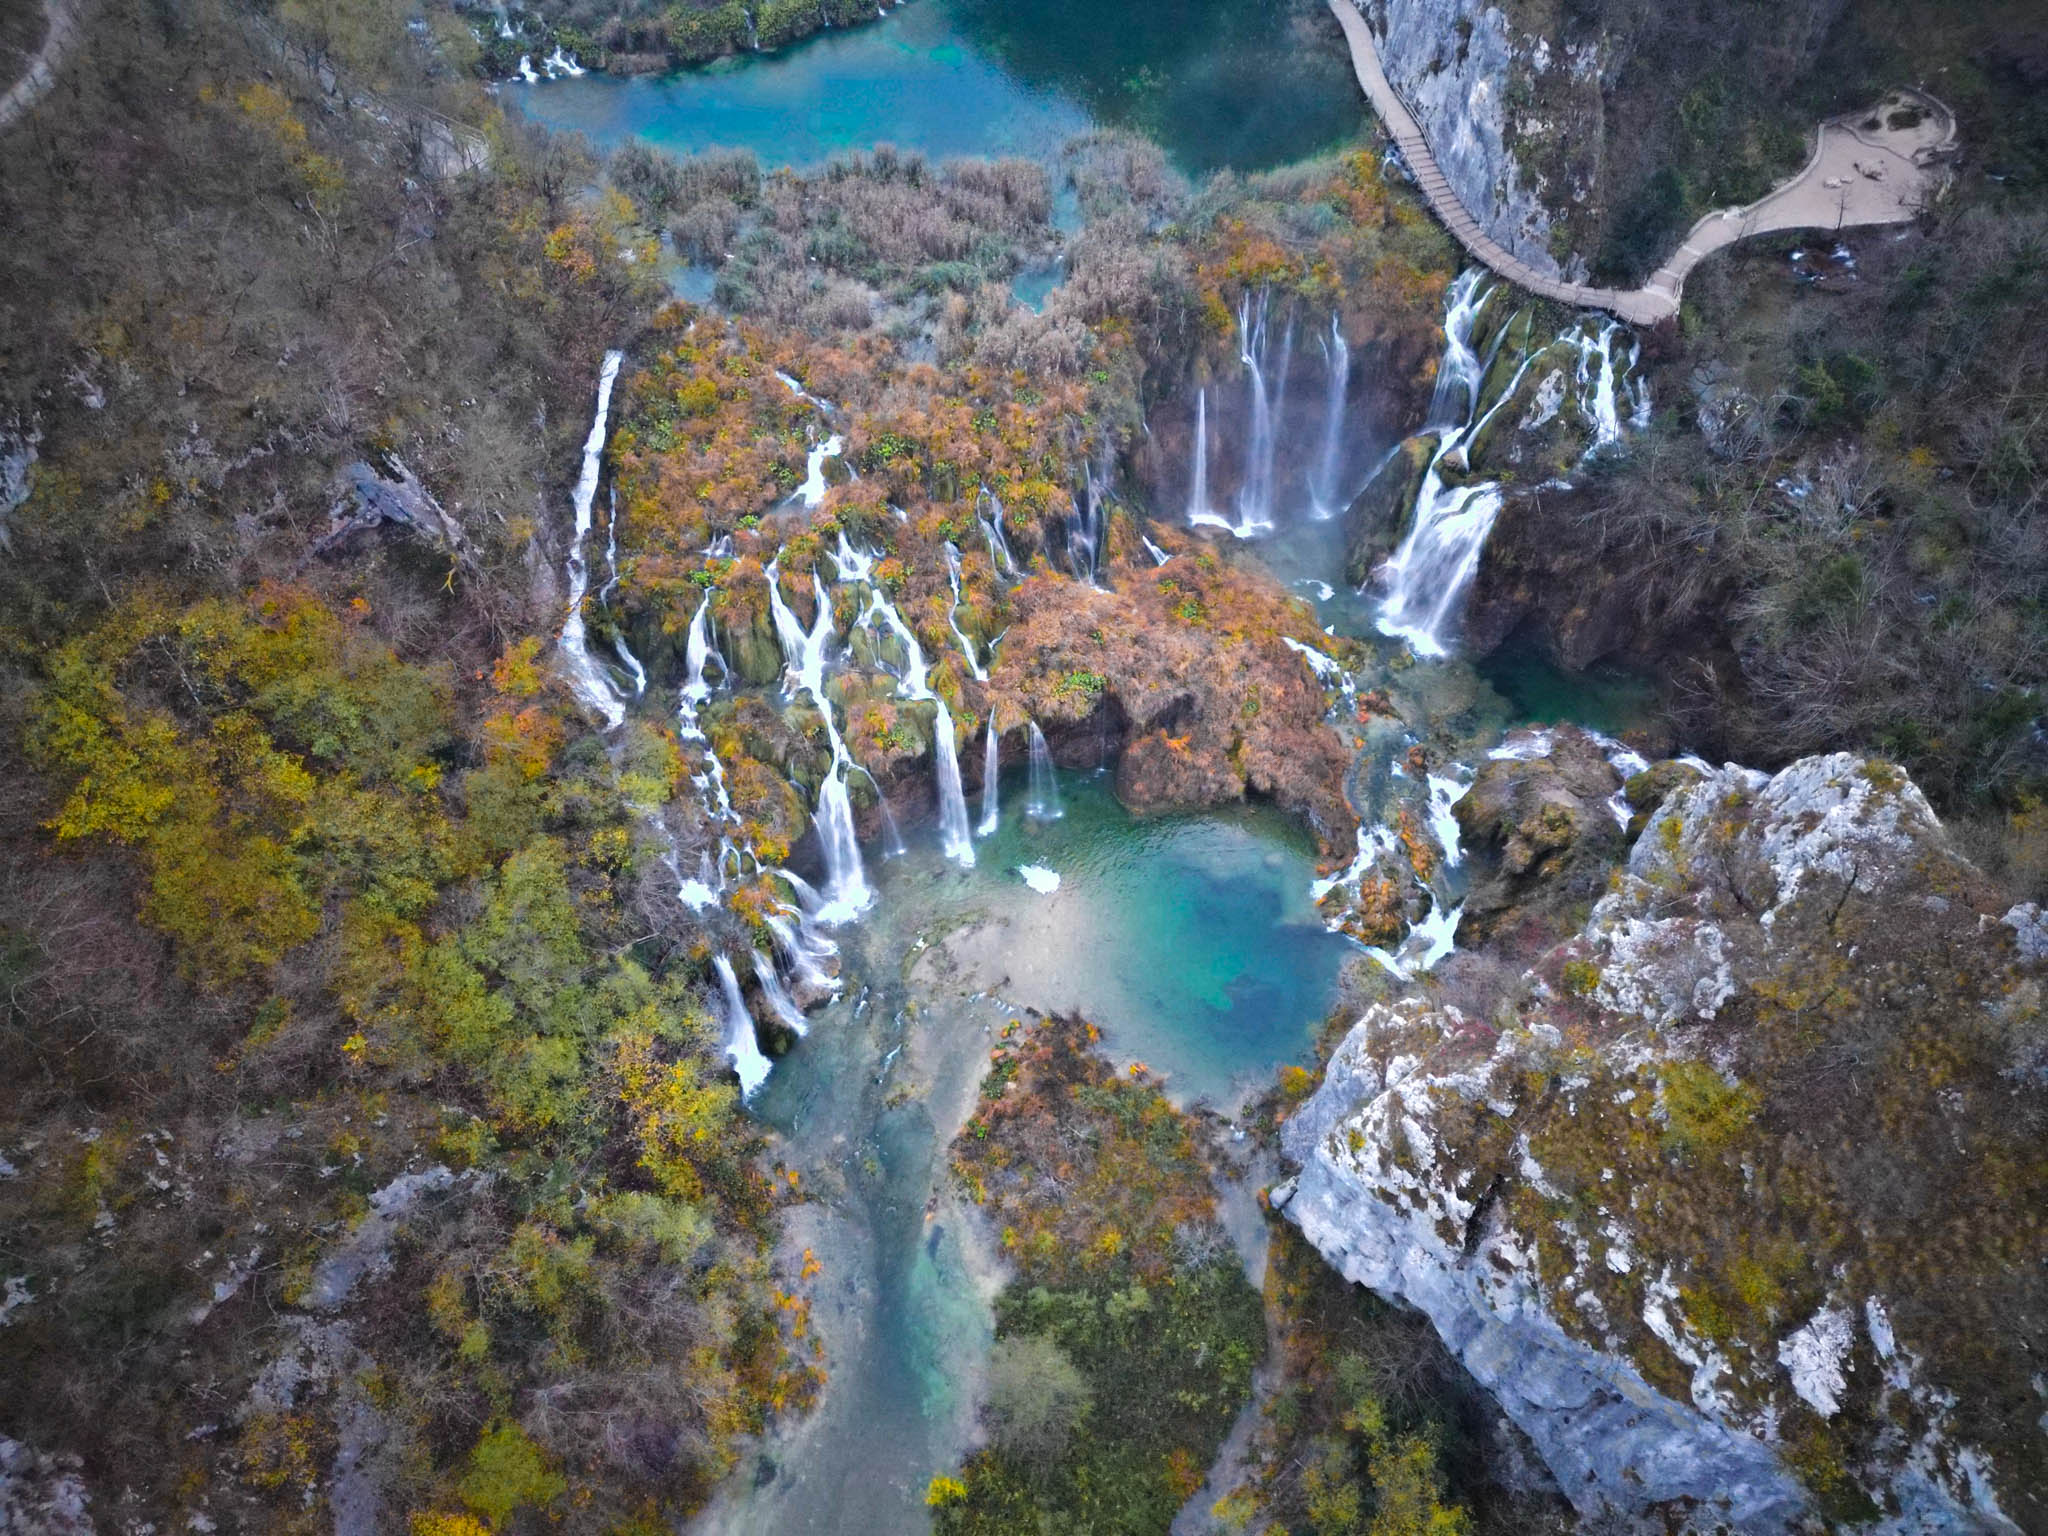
<box><xmin>1280</xmin><ymin>749</ymin><xmax>2041</xmax><ymax>1532</ymax></box>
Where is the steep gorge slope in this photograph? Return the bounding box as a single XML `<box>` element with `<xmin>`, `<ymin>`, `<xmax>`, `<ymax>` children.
<box><xmin>1278</xmin><ymin>740</ymin><xmax>2045</xmax><ymax>1532</ymax></box>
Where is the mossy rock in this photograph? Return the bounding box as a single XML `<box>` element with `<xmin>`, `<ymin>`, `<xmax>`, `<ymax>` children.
<box><xmin>1343</xmin><ymin>434</ymin><xmax>1436</xmax><ymax>587</ymax></box>
<box><xmin>1623</xmin><ymin>759</ymin><xmax>1706</xmax><ymax>840</ymax></box>
<box><xmin>725</xmin><ymin>610</ymin><xmax>785</xmax><ymax>688</ymax></box>
<box><xmin>1471</xmin><ymin>304</ymin><xmax>1538</xmax><ymax>417</ymax></box>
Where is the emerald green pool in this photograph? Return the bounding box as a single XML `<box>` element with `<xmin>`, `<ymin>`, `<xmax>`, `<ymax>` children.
<box><xmin>510</xmin><ymin>0</ymin><xmax>1364</xmax><ymax>175</ymax></box>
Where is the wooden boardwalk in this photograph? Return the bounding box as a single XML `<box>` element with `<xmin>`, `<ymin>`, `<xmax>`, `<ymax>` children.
<box><xmin>1326</xmin><ymin>0</ymin><xmax>1955</xmax><ymax>326</ymax></box>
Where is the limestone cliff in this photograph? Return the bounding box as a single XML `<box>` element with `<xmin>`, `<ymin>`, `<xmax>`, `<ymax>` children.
<box><xmin>1356</xmin><ymin>0</ymin><xmax>1850</xmax><ymax>279</ymax></box>
<box><xmin>1278</xmin><ymin>749</ymin><xmax>2043</xmax><ymax>1531</ymax></box>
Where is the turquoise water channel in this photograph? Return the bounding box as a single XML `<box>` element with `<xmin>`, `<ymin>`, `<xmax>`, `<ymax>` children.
<box><xmin>510</xmin><ymin>0</ymin><xmax>1364</xmax><ymax>175</ymax></box>
<box><xmin>882</xmin><ymin>766</ymin><xmax>1349</xmax><ymax>1106</ymax></box>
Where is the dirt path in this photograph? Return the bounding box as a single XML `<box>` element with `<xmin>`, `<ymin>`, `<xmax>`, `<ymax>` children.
<box><xmin>1326</xmin><ymin>0</ymin><xmax>1956</xmax><ymax>324</ymax></box>
<box><xmin>0</xmin><ymin>0</ymin><xmax>84</xmax><ymax>133</ymax></box>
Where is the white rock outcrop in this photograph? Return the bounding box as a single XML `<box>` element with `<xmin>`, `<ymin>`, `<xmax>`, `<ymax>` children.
<box><xmin>1279</xmin><ymin>754</ymin><xmax>2033</xmax><ymax>1533</ymax></box>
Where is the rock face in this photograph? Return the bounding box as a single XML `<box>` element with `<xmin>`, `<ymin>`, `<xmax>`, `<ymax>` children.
<box><xmin>1452</xmin><ymin>725</ymin><xmax>1625</xmax><ymax>947</ymax></box>
<box><xmin>1362</xmin><ymin>0</ymin><xmax>1566</xmax><ymax>277</ymax></box>
<box><xmin>1358</xmin><ymin>0</ymin><xmax>1849</xmax><ymax>275</ymax></box>
<box><xmin>991</xmin><ymin>555</ymin><xmax>1356</xmax><ymax>854</ymax></box>
<box><xmin>1280</xmin><ymin>750</ymin><xmax>2042</xmax><ymax>1532</ymax></box>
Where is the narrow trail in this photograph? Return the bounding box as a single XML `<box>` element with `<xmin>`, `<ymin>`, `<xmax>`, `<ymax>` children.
<box><xmin>0</xmin><ymin>0</ymin><xmax>84</xmax><ymax>133</ymax></box>
<box><xmin>1326</xmin><ymin>0</ymin><xmax>1957</xmax><ymax>325</ymax></box>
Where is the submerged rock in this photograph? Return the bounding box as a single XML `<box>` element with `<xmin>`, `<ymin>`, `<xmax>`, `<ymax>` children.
<box><xmin>1283</xmin><ymin>752</ymin><xmax>2040</xmax><ymax>1532</ymax></box>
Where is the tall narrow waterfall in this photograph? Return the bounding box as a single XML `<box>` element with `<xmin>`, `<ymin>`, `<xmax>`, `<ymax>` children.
<box><xmin>977</xmin><ymin>486</ymin><xmax>1017</xmax><ymax>578</ymax></box>
<box><xmin>931</xmin><ymin>698</ymin><xmax>975</xmax><ymax>867</ymax></box>
<box><xmin>713</xmin><ymin>954</ymin><xmax>773</xmax><ymax>1098</ymax></box>
<box><xmin>1233</xmin><ymin>290</ymin><xmax>1279</xmax><ymax>535</ymax></box>
<box><xmin>1186</xmin><ymin>388</ymin><xmax>1212</xmax><ymax>525</ymax></box>
<box><xmin>1310</xmin><ymin>314</ymin><xmax>1351</xmax><ymax>519</ymax></box>
<box><xmin>1026</xmin><ymin>722</ymin><xmax>1063</xmax><ymax>820</ymax></box>
<box><xmin>677</xmin><ymin>590</ymin><xmax>722</xmax><ymax>740</ymax></box>
<box><xmin>943</xmin><ymin>544</ymin><xmax>987</xmax><ymax>681</ymax></box>
<box><xmin>559</xmin><ymin>350</ymin><xmax>627</xmax><ymax>729</ymax></box>
<box><xmin>978</xmin><ymin>710</ymin><xmax>1001</xmax><ymax>836</ymax></box>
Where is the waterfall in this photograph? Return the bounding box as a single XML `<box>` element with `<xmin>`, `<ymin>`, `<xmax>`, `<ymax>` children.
<box><xmin>1572</xmin><ymin>321</ymin><xmax>1650</xmax><ymax>453</ymax></box>
<box><xmin>977</xmin><ymin>487</ymin><xmax>1017</xmax><ymax>578</ymax></box>
<box><xmin>674</xmin><ymin>850</ymin><xmax>720</xmax><ymax>911</ymax></box>
<box><xmin>943</xmin><ymin>544</ymin><xmax>987</xmax><ymax>681</ymax></box>
<box><xmin>559</xmin><ymin>350</ymin><xmax>627</xmax><ymax>730</ymax></box>
<box><xmin>810</xmin><ymin>768</ymin><xmax>871</xmax><ymax>921</ymax></box>
<box><xmin>978</xmin><ymin>710</ymin><xmax>1001</xmax><ymax>836</ymax></box>
<box><xmin>1374</xmin><ymin>273</ymin><xmax>1516</xmax><ymax>657</ymax></box>
<box><xmin>864</xmin><ymin>770</ymin><xmax>909</xmax><ymax>857</ymax></box>
<box><xmin>766</xmin><ymin>911</ymin><xmax>838</xmax><ymax>992</ymax></box>
<box><xmin>861</xmin><ymin>588</ymin><xmax>930</xmax><ymax>698</ymax></box>
<box><xmin>766</xmin><ymin>561</ymin><xmax>871</xmax><ymax>921</ymax></box>
<box><xmin>713</xmin><ymin>954</ymin><xmax>773</xmax><ymax>1098</ymax></box>
<box><xmin>1375</xmin><ymin>274</ymin><xmax>1650</xmax><ymax>656</ymax></box>
<box><xmin>677</xmin><ymin>590</ymin><xmax>722</xmax><ymax>740</ymax></box>
<box><xmin>795</xmin><ymin>433</ymin><xmax>844</xmax><ymax>509</ymax></box>
<box><xmin>1026</xmin><ymin>722</ymin><xmax>1063</xmax><ymax>820</ymax></box>
<box><xmin>832</xmin><ymin>530</ymin><xmax>876</xmax><ymax>584</ymax></box>
<box><xmin>766</xmin><ymin>558</ymin><xmax>834</xmax><ymax>701</ymax></box>
<box><xmin>1310</xmin><ymin>314</ymin><xmax>1351</xmax><ymax>519</ymax></box>
<box><xmin>1425</xmin><ymin>269</ymin><xmax>1490</xmax><ymax>430</ymax></box>
<box><xmin>1066</xmin><ymin>451</ymin><xmax>1113</xmax><ymax>585</ymax></box>
<box><xmin>1376</xmin><ymin>481</ymin><xmax>1505</xmax><ymax>658</ymax></box>
<box><xmin>1185</xmin><ymin>388</ymin><xmax>1213</xmax><ymax>525</ymax></box>
<box><xmin>1234</xmin><ymin>290</ymin><xmax>1279</xmax><ymax>535</ymax></box>
<box><xmin>753</xmin><ymin>950</ymin><xmax>809</xmax><ymax>1037</ymax></box>
<box><xmin>932</xmin><ymin>698</ymin><xmax>975</xmax><ymax>867</ymax></box>
<box><xmin>1141</xmin><ymin>534</ymin><xmax>1171</xmax><ymax>566</ymax></box>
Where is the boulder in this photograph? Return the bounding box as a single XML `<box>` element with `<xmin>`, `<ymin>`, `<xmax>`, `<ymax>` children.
<box><xmin>1284</xmin><ymin>753</ymin><xmax>2040</xmax><ymax>1533</ymax></box>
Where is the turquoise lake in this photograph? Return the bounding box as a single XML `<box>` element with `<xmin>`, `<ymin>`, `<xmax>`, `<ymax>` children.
<box><xmin>510</xmin><ymin>0</ymin><xmax>1365</xmax><ymax>175</ymax></box>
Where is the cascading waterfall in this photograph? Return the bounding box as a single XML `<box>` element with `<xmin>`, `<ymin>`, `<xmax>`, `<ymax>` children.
<box><xmin>862</xmin><ymin>588</ymin><xmax>931</xmax><ymax>698</ymax></box>
<box><xmin>1233</xmin><ymin>290</ymin><xmax>1280</xmax><ymax>535</ymax></box>
<box><xmin>753</xmin><ymin>950</ymin><xmax>809</xmax><ymax>1037</ymax></box>
<box><xmin>1374</xmin><ymin>273</ymin><xmax>1527</xmax><ymax>657</ymax></box>
<box><xmin>943</xmin><ymin>544</ymin><xmax>987</xmax><ymax>681</ymax></box>
<box><xmin>1376</xmin><ymin>276</ymin><xmax>1652</xmax><ymax>656</ymax></box>
<box><xmin>1310</xmin><ymin>314</ymin><xmax>1351</xmax><ymax>519</ymax></box>
<box><xmin>766</xmin><ymin>561</ymin><xmax>872</xmax><ymax>920</ymax></box>
<box><xmin>1026</xmin><ymin>722</ymin><xmax>1063</xmax><ymax>820</ymax></box>
<box><xmin>677</xmin><ymin>590</ymin><xmax>723</xmax><ymax>737</ymax></box>
<box><xmin>1185</xmin><ymin>388</ymin><xmax>1213</xmax><ymax>525</ymax></box>
<box><xmin>976</xmin><ymin>487</ymin><xmax>1017</xmax><ymax>578</ymax></box>
<box><xmin>766</xmin><ymin>910</ymin><xmax>838</xmax><ymax>992</ymax></box>
<box><xmin>931</xmin><ymin>698</ymin><xmax>975</xmax><ymax>867</ymax></box>
<box><xmin>1425</xmin><ymin>269</ymin><xmax>1490</xmax><ymax>429</ymax></box>
<box><xmin>978</xmin><ymin>710</ymin><xmax>1000</xmax><ymax>836</ymax></box>
<box><xmin>1571</xmin><ymin>322</ymin><xmax>1651</xmax><ymax>453</ymax></box>
<box><xmin>795</xmin><ymin>433</ymin><xmax>845</xmax><ymax>509</ymax></box>
<box><xmin>713</xmin><ymin>954</ymin><xmax>773</xmax><ymax>1097</ymax></box>
<box><xmin>1066</xmin><ymin>451</ymin><xmax>1116</xmax><ymax>585</ymax></box>
<box><xmin>558</xmin><ymin>350</ymin><xmax>627</xmax><ymax>729</ymax></box>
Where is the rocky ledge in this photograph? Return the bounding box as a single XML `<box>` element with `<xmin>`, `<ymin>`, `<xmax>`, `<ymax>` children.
<box><xmin>1277</xmin><ymin>747</ymin><xmax>2043</xmax><ymax>1532</ymax></box>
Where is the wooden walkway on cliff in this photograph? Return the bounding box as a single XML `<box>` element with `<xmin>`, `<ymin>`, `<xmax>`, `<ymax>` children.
<box><xmin>1325</xmin><ymin>0</ymin><xmax>1958</xmax><ymax>326</ymax></box>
